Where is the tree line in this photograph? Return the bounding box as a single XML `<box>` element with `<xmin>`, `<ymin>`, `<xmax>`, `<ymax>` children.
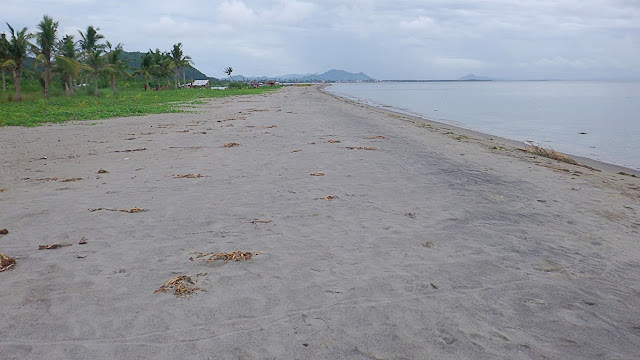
<box><xmin>0</xmin><ymin>15</ymin><xmax>194</xmax><ymax>102</ymax></box>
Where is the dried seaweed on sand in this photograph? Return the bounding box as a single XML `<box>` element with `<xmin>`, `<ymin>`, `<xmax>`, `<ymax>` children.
<box><xmin>0</xmin><ymin>252</ymin><xmax>16</xmax><ymax>272</ymax></box>
<box><xmin>190</xmin><ymin>251</ymin><xmax>264</xmax><ymax>262</ymax></box>
<box><xmin>97</xmin><ymin>168</ymin><xmax>109</xmax><ymax>174</ymax></box>
<box><xmin>173</xmin><ymin>174</ymin><xmax>204</xmax><ymax>178</ymax></box>
<box><xmin>89</xmin><ymin>207</ymin><xmax>147</xmax><ymax>213</ymax></box>
<box><xmin>363</xmin><ymin>135</ymin><xmax>388</xmax><ymax>139</ymax></box>
<box><xmin>251</xmin><ymin>219</ymin><xmax>272</xmax><ymax>224</ymax></box>
<box><xmin>314</xmin><ymin>195</ymin><xmax>339</xmax><ymax>201</ymax></box>
<box><xmin>60</xmin><ymin>177</ymin><xmax>83</xmax><ymax>182</ymax></box>
<box><xmin>114</xmin><ymin>148</ymin><xmax>147</xmax><ymax>153</ymax></box>
<box><xmin>291</xmin><ymin>149</ymin><xmax>303</xmax><ymax>153</ymax></box>
<box><xmin>327</xmin><ymin>140</ymin><xmax>341</xmax><ymax>143</ymax></box>
<box><xmin>346</xmin><ymin>146</ymin><xmax>378</xmax><ymax>151</ymax></box>
<box><xmin>38</xmin><ymin>243</ymin><xmax>72</xmax><ymax>250</ymax></box>
<box><xmin>154</xmin><ymin>275</ymin><xmax>204</xmax><ymax>298</ymax></box>
<box><xmin>310</xmin><ymin>171</ymin><xmax>325</xmax><ymax>176</ymax></box>
<box><xmin>0</xmin><ymin>229</ymin><xmax>8</xmax><ymax>234</ymax></box>
<box><xmin>220</xmin><ymin>142</ymin><xmax>241</xmax><ymax>148</ymax></box>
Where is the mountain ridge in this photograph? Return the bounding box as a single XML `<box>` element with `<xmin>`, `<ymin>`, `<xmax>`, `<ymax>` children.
<box><xmin>230</xmin><ymin>69</ymin><xmax>375</xmax><ymax>82</ymax></box>
<box><xmin>458</xmin><ymin>73</ymin><xmax>492</xmax><ymax>81</ymax></box>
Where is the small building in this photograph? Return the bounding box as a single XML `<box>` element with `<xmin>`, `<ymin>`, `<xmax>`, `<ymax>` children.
<box><xmin>191</xmin><ymin>80</ymin><xmax>211</xmax><ymax>89</ymax></box>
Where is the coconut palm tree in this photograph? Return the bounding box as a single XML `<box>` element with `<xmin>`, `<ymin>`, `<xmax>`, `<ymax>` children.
<box><xmin>2</xmin><ymin>23</ymin><xmax>31</xmax><ymax>102</ymax></box>
<box><xmin>149</xmin><ymin>48</ymin><xmax>172</xmax><ymax>87</ymax></box>
<box><xmin>169</xmin><ymin>43</ymin><xmax>184</xmax><ymax>89</ymax></box>
<box><xmin>54</xmin><ymin>55</ymin><xmax>87</xmax><ymax>96</ymax></box>
<box><xmin>134</xmin><ymin>52</ymin><xmax>154</xmax><ymax>90</ymax></box>
<box><xmin>167</xmin><ymin>43</ymin><xmax>194</xmax><ymax>89</ymax></box>
<box><xmin>78</xmin><ymin>25</ymin><xmax>104</xmax><ymax>53</ymax></box>
<box><xmin>224</xmin><ymin>66</ymin><xmax>233</xmax><ymax>82</ymax></box>
<box><xmin>78</xmin><ymin>26</ymin><xmax>106</xmax><ymax>96</ymax></box>
<box><xmin>54</xmin><ymin>34</ymin><xmax>88</xmax><ymax>95</ymax></box>
<box><xmin>105</xmin><ymin>41</ymin><xmax>128</xmax><ymax>94</ymax></box>
<box><xmin>0</xmin><ymin>32</ymin><xmax>9</xmax><ymax>92</ymax></box>
<box><xmin>34</xmin><ymin>15</ymin><xmax>58</xmax><ymax>99</ymax></box>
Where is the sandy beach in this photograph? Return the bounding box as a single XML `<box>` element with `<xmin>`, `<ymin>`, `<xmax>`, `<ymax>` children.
<box><xmin>1</xmin><ymin>85</ymin><xmax>639</xmax><ymax>359</ymax></box>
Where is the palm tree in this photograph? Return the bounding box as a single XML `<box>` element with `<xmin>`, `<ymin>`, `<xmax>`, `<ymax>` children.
<box><xmin>133</xmin><ymin>52</ymin><xmax>154</xmax><ymax>90</ymax></box>
<box><xmin>167</xmin><ymin>43</ymin><xmax>194</xmax><ymax>89</ymax></box>
<box><xmin>224</xmin><ymin>66</ymin><xmax>233</xmax><ymax>82</ymax></box>
<box><xmin>78</xmin><ymin>25</ymin><xmax>104</xmax><ymax>53</ymax></box>
<box><xmin>105</xmin><ymin>41</ymin><xmax>128</xmax><ymax>94</ymax></box>
<box><xmin>181</xmin><ymin>57</ymin><xmax>194</xmax><ymax>86</ymax></box>
<box><xmin>149</xmin><ymin>48</ymin><xmax>172</xmax><ymax>87</ymax></box>
<box><xmin>34</xmin><ymin>15</ymin><xmax>58</xmax><ymax>99</ymax></box>
<box><xmin>78</xmin><ymin>26</ymin><xmax>105</xmax><ymax>96</ymax></box>
<box><xmin>54</xmin><ymin>55</ymin><xmax>87</xmax><ymax>96</ymax></box>
<box><xmin>2</xmin><ymin>23</ymin><xmax>31</xmax><ymax>102</ymax></box>
<box><xmin>0</xmin><ymin>32</ymin><xmax>9</xmax><ymax>92</ymax></box>
<box><xmin>55</xmin><ymin>34</ymin><xmax>78</xmax><ymax>95</ymax></box>
<box><xmin>54</xmin><ymin>35</ymin><xmax>88</xmax><ymax>95</ymax></box>
<box><xmin>169</xmin><ymin>43</ymin><xmax>184</xmax><ymax>89</ymax></box>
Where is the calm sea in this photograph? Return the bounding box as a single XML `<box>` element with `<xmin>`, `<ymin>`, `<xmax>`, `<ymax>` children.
<box><xmin>327</xmin><ymin>81</ymin><xmax>640</xmax><ymax>171</ymax></box>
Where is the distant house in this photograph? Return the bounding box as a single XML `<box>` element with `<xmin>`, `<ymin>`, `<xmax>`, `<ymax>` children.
<box><xmin>191</xmin><ymin>80</ymin><xmax>211</xmax><ymax>89</ymax></box>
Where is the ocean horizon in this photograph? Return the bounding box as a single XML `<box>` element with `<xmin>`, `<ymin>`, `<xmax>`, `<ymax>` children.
<box><xmin>326</xmin><ymin>81</ymin><xmax>640</xmax><ymax>171</ymax></box>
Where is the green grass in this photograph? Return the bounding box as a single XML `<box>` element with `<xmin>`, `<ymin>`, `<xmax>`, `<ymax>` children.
<box><xmin>0</xmin><ymin>86</ymin><xmax>279</xmax><ymax>127</ymax></box>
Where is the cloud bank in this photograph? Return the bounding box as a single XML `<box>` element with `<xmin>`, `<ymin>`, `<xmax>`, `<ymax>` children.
<box><xmin>4</xmin><ymin>0</ymin><xmax>640</xmax><ymax>79</ymax></box>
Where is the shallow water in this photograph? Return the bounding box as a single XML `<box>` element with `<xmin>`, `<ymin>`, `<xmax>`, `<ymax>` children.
<box><xmin>327</xmin><ymin>81</ymin><xmax>640</xmax><ymax>170</ymax></box>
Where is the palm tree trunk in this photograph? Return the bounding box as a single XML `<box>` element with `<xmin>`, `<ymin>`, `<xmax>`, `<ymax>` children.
<box><xmin>1</xmin><ymin>69</ymin><xmax>6</xmax><ymax>92</ymax></box>
<box><xmin>175</xmin><ymin>69</ymin><xmax>179</xmax><ymax>89</ymax></box>
<box><xmin>182</xmin><ymin>68</ymin><xmax>186</xmax><ymax>86</ymax></box>
<box><xmin>93</xmin><ymin>73</ymin><xmax>100</xmax><ymax>97</ymax></box>
<box><xmin>67</xmin><ymin>75</ymin><xmax>75</xmax><ymax>95</ymax></box>
<box><xmin>110</xmin><ymin>75</ymin><xmax>118</xmax><ymax>95</ymax></box>
<box><xmin>44</xmin><ymin>61</ymin><xmax>51</xmax><ymax>99</ymax></box>
<box><xmin>13</xmin><ymin>68</ymin><xmax>22</xmax><ymax>102</ymax></box>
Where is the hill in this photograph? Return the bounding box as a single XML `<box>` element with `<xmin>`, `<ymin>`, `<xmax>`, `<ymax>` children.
<box><xmin>458</xmin><ymin>73</ymin><xmax>492</xmax><ymax>81</ymax></box>
<box><xmin>230</xmin><ymin>69</ymin><xmax>375</xmax><ymax>82</ymax></box>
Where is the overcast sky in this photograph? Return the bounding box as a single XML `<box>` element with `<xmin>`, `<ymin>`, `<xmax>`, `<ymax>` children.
<box><xmin>4</xmin><ymin>0</ymin><xmax>640</xmax><ymax>80</ymax></box>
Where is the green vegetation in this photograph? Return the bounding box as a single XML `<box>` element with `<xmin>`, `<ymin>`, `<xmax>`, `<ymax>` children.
<box><xmin>0</xmin><ymin>14</ymin><xmax>275</xmax><ymax>127</ymax></box>
<box><xmin>1</xmin><ymin>14</ymin><xmax>216</xmax><ymax>101</ymax></box>
<box><xmin>0</xmin><ymin>86</ymin><xmax>279</xmax><ymax>127</ymax></box>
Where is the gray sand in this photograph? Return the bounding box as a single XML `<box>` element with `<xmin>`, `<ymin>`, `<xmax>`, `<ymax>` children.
<box><xmin>1</xmin><ymin>85</ymin><xmax>639</xmax><ymax>359</ymax></box>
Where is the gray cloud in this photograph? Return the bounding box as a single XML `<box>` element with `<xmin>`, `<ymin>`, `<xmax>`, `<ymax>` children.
<box><xmin>4</xmin><ymin>0</ymin><xmax>639</xmax><ymax>79</ymax></box>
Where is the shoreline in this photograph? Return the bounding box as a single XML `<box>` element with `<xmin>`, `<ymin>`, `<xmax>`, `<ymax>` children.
<box><xmin>1</xmin><ymin>85</ymin><xmax>639</xmax><ymax>359</ymax></box>
<box><xmin>321</xmin><ymin>84</ymin><xmax>640</xmax><ymax>176</ymax></box>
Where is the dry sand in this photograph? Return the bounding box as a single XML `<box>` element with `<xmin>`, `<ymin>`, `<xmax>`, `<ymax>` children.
<box><xmin>1</xmin><ymin>85</ymin><xmax>639</xmax><ymax>359</ymax></box>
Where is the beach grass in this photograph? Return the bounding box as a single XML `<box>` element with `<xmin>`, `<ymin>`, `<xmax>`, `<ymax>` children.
<box><xmin>0</xmin><ymin>87</ymin><xmax>279</xmax><ymax>127</ymax></box>
<box><xmin>525</xmin><ymin>142</ymin><xmax>580</xmax><ymax>166</ymax></box>
<box><xmin>524</xmin><ymin>142</ymin><xmax>600</xmax><ymax>172</ymax></box>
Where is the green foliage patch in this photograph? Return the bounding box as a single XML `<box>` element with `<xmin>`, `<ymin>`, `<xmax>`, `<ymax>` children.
<box><xmin>0</xmin><ymin>87</ymin><xmax>279</xmax><ymax>127</ymax></box>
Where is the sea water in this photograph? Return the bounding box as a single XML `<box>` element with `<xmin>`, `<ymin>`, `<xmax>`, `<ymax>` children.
<box><xmin>327</xmin><ymin>81</ymin><xmax>640</xmax><ymax>171</ymax></box>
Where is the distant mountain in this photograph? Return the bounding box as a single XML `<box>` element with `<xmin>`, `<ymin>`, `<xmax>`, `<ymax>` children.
<box><xmin>310</xmin><ymin>69</ymin><xmax>374</xmax><ymax>82</ymax></box>
<box><xmin>458</xmin><ymin>73</ymin><xmax>492</xmax><ymax>81</ymax></box>
<box><xmin>230</xmin><ymin>69</ymin><xmax>375</xmax><ymax>82</ymax></box>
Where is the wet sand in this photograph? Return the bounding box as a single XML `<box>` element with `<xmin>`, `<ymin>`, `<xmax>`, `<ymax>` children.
<box><xmin>1</xmin><ymin>85</ymin><xmax>639</xmax><ymax>359</ymax></box>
